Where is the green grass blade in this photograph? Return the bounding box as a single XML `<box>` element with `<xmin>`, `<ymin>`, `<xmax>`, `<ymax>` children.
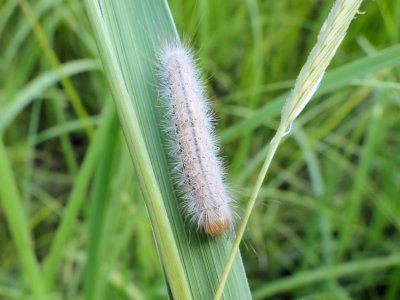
<box><xmin>336</xmin><ymin>84</ymin><xmax>390</xmax><ymax>259</ymax></box>
<box><xmin>0</xmin><ymin>139</ymin><xmax>48</xmax><ymax>300</ymax></box>
<box><xmin>0</xmin><ymin>59</ymin><xmax>99</xmax><ymax>133</ymax></box>
<box><xmin>85</xmin><ymin>0</ymin><xmax>251</xmax><ymax>299</ymax></box>
<box><xmin>84</xmin><ymin>117</ymin><xmax>119</xmax><ymax>300</ymax></box>
<box><xmin>253</xmin><ymin>254</ymin><xmax>400</xmax><ymax>299</ymax></box>
<box><xmin>43</xmin><ymin>105</ymin><xmax>118</xmax><ymax>290</ymax></box>
<box><xmin>18</xmin><ymin>0</ymin><xmax>95</xmax><ymax>137</ymax></box>
<box><xmin>34</xmin><ymin>117</ymin><xmax>100</xmax><ymax>145</ymax></box>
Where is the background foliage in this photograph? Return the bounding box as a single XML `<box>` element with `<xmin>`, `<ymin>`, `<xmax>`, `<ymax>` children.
<box><xmin>0</xmin><ymin>0</ymin><xmax>399</xmax><ymax>299</ymax></box>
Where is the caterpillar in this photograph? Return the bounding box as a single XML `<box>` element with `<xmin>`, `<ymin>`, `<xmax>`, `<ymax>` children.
<box><xmin>158</xmin><ymin>42</ymin><xmax>233</xmax><ymax>237</ymax></box>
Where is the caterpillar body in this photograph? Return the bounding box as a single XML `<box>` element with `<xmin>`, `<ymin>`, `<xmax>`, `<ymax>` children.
<box><xmin>158</xmin><ymin>43</ymin><xmax>233</xmax><ymax>237</ymax></box>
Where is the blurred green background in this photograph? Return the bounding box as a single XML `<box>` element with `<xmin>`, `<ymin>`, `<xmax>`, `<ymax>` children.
<box><xmin>1</xmin><ymin>0</ymin><xmax>399</xmax><ymax>299</ymax></box>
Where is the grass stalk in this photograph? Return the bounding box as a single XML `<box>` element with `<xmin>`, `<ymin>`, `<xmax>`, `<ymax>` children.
<box><xmin>214</xmin><ymin>1</ymin><xmax>364</xmax><ymax>298</ymax></box>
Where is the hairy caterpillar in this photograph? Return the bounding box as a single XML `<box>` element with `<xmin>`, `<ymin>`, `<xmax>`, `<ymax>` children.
<box><xmin>158</xmin><ymin>43</ymin><xmax>233</xmax><ymax>237</ymax></box>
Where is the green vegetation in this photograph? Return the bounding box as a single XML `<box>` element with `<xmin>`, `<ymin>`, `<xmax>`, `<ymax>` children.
<box><xmin>0</xmin><ymin>0</ymin><xmax>399</xmax><ymax>299</ymax></box>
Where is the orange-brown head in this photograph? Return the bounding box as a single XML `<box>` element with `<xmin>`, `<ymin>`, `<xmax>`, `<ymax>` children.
<box><xmin>204</xmin><ymin>217</ymin><xmax>230</xmax><ymax>237</ymax></box>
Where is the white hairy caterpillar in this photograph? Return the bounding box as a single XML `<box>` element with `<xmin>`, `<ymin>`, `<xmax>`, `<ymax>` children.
<box><xmin>158</xmin><ymin>42</ymin><xmax>233</xmax><ymax>237</ymax></box>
